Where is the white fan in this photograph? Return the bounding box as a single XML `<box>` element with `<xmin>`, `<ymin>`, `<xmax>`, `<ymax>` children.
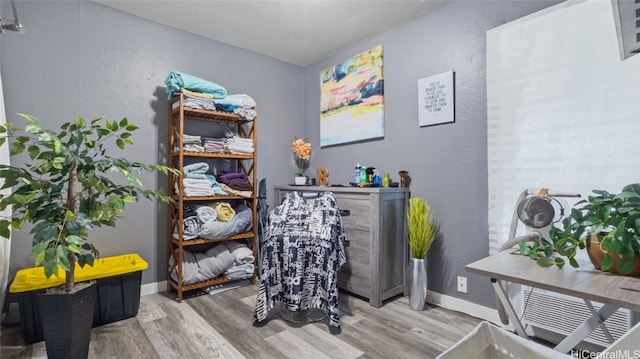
<box><xmin>496</xmin><ymin>188</ymin><xmax>580</xmax><ymax>325</ymax></box>
<box><xmin>501</xmin><ymin>188</ymin><xmax>579</xmax><ymax>252</ymax></box>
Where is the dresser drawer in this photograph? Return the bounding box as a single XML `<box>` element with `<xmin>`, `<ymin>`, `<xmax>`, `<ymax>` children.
<box><xmin>334</xmin><ymin>195</ymin><xmax>371</xmax><ymax>297</ymax></box>
<box><xmin>333</xmin><ymin>195</ymin><xmax>370</xmax><ymax>231</ymax></box>
<box><xmin>338</xmin><ymin>225</ymin><xmax>371</xmax><ymax>297</ymax></box>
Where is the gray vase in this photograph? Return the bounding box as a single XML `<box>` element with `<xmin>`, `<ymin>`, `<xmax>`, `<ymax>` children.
<box><xmin>408</xmin><ymin>258</ymin><xmax>427</xmax><ymax>310</ymax></box>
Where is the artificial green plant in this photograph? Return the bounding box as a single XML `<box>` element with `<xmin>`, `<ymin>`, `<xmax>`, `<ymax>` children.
<box><xmin>407</xmin><ymin>197</ymin><xmax>439</xmax><ymax>259</ymax></box>
<box><xmin>0</xmin><ymin>114</ymin><xmax>178</xmax><ymax>292</ymax></box>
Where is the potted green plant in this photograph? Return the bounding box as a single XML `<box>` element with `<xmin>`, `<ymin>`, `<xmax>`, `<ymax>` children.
<box><xmin>406</xmin><ymin>197</ymin><xmax>439</xmax><ymax>311</ymax></box>
<box><xmin>0</xmin><ymin>113</ymin><xmax>177</xmax><ymax>358</ymax></box>
<box><xmin>519</xmin><ymin>183</ymin><xmax>640</xmax><ymax>276</ymax></box>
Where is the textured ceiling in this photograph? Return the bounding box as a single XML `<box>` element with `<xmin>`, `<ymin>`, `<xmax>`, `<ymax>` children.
<box><xmin>91</xmin><ymin>0</ymin><xmax>445</xmax><ymax>66</ymax></box>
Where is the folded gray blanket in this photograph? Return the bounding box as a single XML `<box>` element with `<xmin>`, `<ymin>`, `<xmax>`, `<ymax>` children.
<box><xmin>225</xmin><ymin>241</ymin><xmax>255</xmax><ymax>265</ymax></box>
<box><xmin>196</xmin><ymin>244</ymin><xmax>235</xmax><ymax>280</ymax></box>
<box><xmin>199</xmin><ymin>204</ymin><xmax>252</xmax><ymax>239</ymax></box>
<box><xmin>171</xmin><ymin>244</ymin><xmax>235</xmax><ymax>285</ymax></box>
<box><xmin>170</xmin><ymin>250</ymin><xmax>200</xmax><ymax>285</ymax></box>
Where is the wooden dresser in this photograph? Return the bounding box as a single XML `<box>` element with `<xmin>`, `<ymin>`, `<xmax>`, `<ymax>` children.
<box><xmin>274</xmin><ymin>185</ymin><xmax>409</xmax><ymax>307</ymax></box>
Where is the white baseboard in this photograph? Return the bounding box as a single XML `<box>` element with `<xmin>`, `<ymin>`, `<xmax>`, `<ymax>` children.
<box><xmin>428</xmin><ymin>290</ymin><xmax>514</xmax><ymax>331</ymax></box>
<box><xmin>141</xmin><ymin>281</ymin><xmax>166</xmax><ymax>296</ymax></box>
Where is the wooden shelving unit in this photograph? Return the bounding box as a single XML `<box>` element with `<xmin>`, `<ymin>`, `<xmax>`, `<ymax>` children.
<box><xmin>167</xmin><ymin>93</ymin><xmax>258</xmax><ymax>302</ymax></box>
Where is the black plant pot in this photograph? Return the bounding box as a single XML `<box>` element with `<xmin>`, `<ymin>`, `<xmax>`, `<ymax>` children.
<box><xmin>37</xmin><ymin>282</ymin><xmax>97</xmax><ymax>359</ymax></box>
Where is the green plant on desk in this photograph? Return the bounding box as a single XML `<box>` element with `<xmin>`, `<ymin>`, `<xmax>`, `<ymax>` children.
<box><xmin>519</xmin><ymin>183</ymin><xmax>640</xmax><ymax>275</ymax></box>
<box><xmin>518</xmin><ymin>215</ymin><xmax>585</xmax><ymax>269</ymax></box>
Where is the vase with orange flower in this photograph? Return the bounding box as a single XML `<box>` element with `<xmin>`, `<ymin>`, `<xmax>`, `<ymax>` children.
<box><xmin>292</xmin><ymin>137</ymin><xmax>311</xmax><ymax>185</ymax></box>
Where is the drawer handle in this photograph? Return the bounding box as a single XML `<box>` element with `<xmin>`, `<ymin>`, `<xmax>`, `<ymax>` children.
<box><xmin>340</xmin><ymin>209</ymin><xmax>351</xmax><ymax>217</ymax></box>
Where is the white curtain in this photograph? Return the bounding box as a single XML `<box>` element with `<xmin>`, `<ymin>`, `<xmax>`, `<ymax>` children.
<box><xmin>0</xmin><ymin>69</ymin><xmax>10</xmax><ymax>314</ymax></box>
<box><xmin>487</xmin><ymin>0</ymin><xmax>640</xmax><ymax>253</ymax></box>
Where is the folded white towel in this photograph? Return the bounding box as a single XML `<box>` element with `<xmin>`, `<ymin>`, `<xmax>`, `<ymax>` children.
<box><xmin>228</xmin><ymin>136</ymin><xmax>253</xmax><ymax>145</ymax></box>
<box><xmin>227</xmin><ymin>144</ymin><xmax>255</xmax><ymax>154</ymax></box>
<box><xmin>183</xmin><ymin>188</ymin><xmax>215</xmax><ymax>197</ymax></box>
<box><xmin>184</xmin><ymin>178</ymin><xmax>214</xmax><ymax>188</ymax></box>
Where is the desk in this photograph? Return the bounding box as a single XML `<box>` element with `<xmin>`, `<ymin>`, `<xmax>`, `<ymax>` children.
<box><xmin>466</xmin><ymin>250</ymin><xmax>640</xmax><ymax>353</ymax></box>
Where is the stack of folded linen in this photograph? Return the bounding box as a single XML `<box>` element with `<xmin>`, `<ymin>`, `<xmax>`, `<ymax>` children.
<box><xmin>202</xmin><ymin>137</ymin><xmax>227</xmax><ymax>153</ymax></box>
<box><xmin>218</xmin><ymin>172</ymin><xmax>252</xmax><ymax>191</ymax></box>
<box><xmin>224</xmin><ymin>241</ymin><xmax>255</xmax><ymax>280</ymax></box>
<box><xmin>182</xmin><ymin>90</ymin><xmax>216</xmax><ymax>111</ymax></box>
<box><xmin>225</xmin><ymin>263</ymin><xmax>254</xmax><ymax>280</ymax></box>
<box><xmin>165</xmin><ymin>71</ymin><xmax>227</xmax><ymax>100</ymax></box>
<box><xmin>169</xmin><ymin>243</ymin><xmax>236</xmax><ymax>285</ymax></box>
<box><xmin>227</xmin><ymin>136</ymin><xmax>254</xmax><ymax>154</ymax></box>
<box><xmin>165</xmin><ymin>71</ymin><xmax>257</xmax><ymax>120</ymax></box>
<box><xmin>181</xmin><ymin>162</ymin><xmax>227</xmax><ymax>196</ymax></box>
<box><xmin>182</xmin><ymin>134</ymin><xmax>204</xmax><ymax>152</ymax></box>
<box><xmin>214</xmin><ymin>94</ymin><xmax>257</xmax><ymax>120</ymax></box>
<box><xmin>182</xmin><ymin>178</ymin><xmax>216</xmax><ymax>197</ymax></box>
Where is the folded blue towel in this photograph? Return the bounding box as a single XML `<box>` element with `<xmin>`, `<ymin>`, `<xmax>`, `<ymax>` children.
<box><xmin>183</xmin><ymin>162</ymin><xmax>209</xmax><ymax>179</ymax></box>
<box><xmin>165</xmin><ymin>71</ymin><xmax>227</xmax><ymax>99</ymax></box>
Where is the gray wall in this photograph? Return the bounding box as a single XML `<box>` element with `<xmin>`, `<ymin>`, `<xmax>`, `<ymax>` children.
<box><xmin>1</xmin><ymin>0</ymin><xmax>303</xmax><ymax>287</ymax></box>
<box><xmin>1</xmin><ymin>0</ymin><xmax>560</xmax><ymax>310</ymax></box>
<box><xmin>303</xmin><ymin>0</ymin><xmax>559</xmax><ymax>307</ymax></box>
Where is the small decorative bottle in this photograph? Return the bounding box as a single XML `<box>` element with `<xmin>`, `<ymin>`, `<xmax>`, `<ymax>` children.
<box><xmin>360</xmin><ymin>166</ymin><xmax>367</xmax><ymax>184</ymax></box>
<box><xmin>373</xmin><ymin>172</ymin><xmax>381</xmax><ymax>185</ymax></box>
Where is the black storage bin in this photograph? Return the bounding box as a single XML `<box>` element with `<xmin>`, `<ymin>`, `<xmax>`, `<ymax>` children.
<box><xmin>9</xmin><ymin>254</ymin><xmax>147</xmax><ymax>344</ymax></box>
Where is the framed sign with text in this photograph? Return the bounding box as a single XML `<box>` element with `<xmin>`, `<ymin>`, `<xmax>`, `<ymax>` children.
<box><xmin>418</xmin><ymin>70</ymin><xmax>455</xmax><ymax>127</ymax></box>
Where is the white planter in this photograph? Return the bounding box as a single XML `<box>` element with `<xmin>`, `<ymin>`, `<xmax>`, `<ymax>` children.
<box><xmin>294</xmin><ymin>176</ymin><xmax>307</xmax><ymax>185</ymax></box>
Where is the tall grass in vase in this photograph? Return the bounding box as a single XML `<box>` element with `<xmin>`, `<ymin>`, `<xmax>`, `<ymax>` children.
<box><xmin>406</xmin><ymin>197</ymin><xmax>439</xmax><ymax>310</ymax></box>
<box><xmin>407</xmin><ymin>197</ymin><xmax>438</xmax><ymax>259</ymax></box>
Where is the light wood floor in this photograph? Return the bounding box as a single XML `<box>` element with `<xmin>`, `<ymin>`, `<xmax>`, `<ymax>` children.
<box><xmin>1</xmin><ymin>285</ymin><xmax>482</xmax><ymax>358</ymax></box>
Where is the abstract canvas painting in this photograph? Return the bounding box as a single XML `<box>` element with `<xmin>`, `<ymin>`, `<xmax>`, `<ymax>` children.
<box><xmin>320</xmin><ymin>45</ymin><xmax>384</xmax><ymax>147</ymax></box>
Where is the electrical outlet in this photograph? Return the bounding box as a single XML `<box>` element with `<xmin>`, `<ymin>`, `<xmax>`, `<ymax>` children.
<box><xmin>457</xmin><ymin>276</ymin><xmax>468</xmax><ymax>293</ymax></box>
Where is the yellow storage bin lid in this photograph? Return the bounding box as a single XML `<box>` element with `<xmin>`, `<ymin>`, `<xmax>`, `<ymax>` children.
<box><xmin>9</xmin><ymin>253</ymin><xmax>148</xmax><ymax>293</ymax></box>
